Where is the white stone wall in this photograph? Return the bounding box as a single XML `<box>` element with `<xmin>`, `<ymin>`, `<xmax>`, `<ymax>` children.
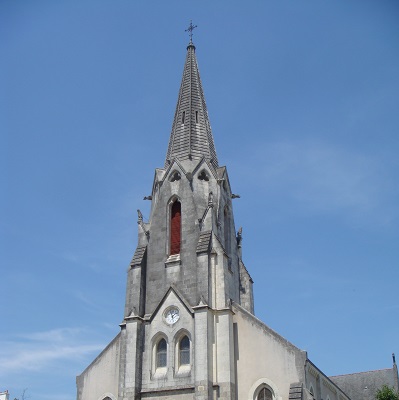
<box><xmin>306</xmin><ymin>362</ymin><xmax>350</xmax><ymax>400</ymax></box>
<box><xmin>233</xmin><ymin>305</ymin><xmax>307</xmax><ymax>400</ymax></box>
<box><xmin>76</xmin><ymin>335</ymin><xmax>120</xmax><ymax>400</ymax></box>
<box><xmin>0</xmin><ymin>392</ymin><xmax>9</xmax><ymax>400</ymax></box>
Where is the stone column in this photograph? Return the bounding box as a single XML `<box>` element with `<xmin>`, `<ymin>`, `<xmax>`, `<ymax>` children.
<box><xmin>215</xmin><ymin>308</ymin><xmax>235</xmax><ymax>400</ymax></box>
<box><xmin>193</xmin><ymin>305</ymin><xmax>213</xmax><ymax>400</ymax></box>
<box><xmin>118</xmin><ymin>317</ymin><xmax>143</xmax><ymax>400</ymax></box>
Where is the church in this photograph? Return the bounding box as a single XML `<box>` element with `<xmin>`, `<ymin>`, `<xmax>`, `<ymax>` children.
<box><xmin>76</xmin><ymin>36</ymin><xmax>398</xmax><ymax>400</ymax></box>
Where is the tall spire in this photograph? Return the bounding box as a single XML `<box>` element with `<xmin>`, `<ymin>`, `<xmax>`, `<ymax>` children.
<box><xmin>165</xmin><ymin>40</ymin><xmax>219</xmax><ymax>169</ymax></box>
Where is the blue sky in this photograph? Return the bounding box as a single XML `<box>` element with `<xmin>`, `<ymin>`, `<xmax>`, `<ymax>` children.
<box><xmin>1</xmin><ymin>1</ymin><xmax>398</xmax><ymax>399</ymax></box>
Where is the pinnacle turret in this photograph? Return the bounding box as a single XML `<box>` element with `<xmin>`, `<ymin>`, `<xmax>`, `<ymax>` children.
<box><xmin>165</xmin><ymin>42</ymin><xmax>219</xmax><ymax>169</ymax></box>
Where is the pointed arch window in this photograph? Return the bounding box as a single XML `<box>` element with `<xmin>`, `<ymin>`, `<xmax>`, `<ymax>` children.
<box><xmin>156</xmin><ymin>338</ymin><xmax>167</xmax><ymax>368</ymax></box>
<box><xmin>170</xmin><ymin>200</ymin><xmax>181</xmax><ymax>255</ymax></box>
<box><xmin>179</xmin><ymin>335</ymin><xmax>190</xmax><ymax>365</ymax></box>
<box><xmin>257</xmin><ymin>387</ymin><xmax>273</xmax><ymax>400</ymax></box>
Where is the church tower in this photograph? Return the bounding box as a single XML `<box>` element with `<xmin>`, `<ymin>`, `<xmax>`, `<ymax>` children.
<box><xmin>119</xmin><ymin>37</ymin><xmax>254</xmax><ymax>400</ymax></box>
<box><xmin>77</xmin><ymin>34</ymin><xmax>375</xmax><ymax>400</ymax></box>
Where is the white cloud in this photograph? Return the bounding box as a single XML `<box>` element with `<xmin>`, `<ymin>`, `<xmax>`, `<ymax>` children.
<box><xmin>17</xmin><ymin>327</ymin><xmax>85</xmax><ymax>342</ymax></box>
<box><xmin>0</xmin><ymin>327</ymin><xmax>104</xmax><ymax>375</ymax></box>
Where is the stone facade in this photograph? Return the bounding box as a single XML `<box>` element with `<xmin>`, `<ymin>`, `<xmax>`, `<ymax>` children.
<box><xmin>76</xmin><ymin>41</ymin><xmax>399</xmax><ymax>400</ymax></box>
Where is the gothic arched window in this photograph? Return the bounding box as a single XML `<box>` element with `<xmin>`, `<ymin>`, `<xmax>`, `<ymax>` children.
<box><xmin>179</xmin><ymin>335</ymin><xmax>190</xmax><ymax>365</ymax></box>
<box><xmin>257</xmin><ymin>387</ymin><xmax>273</xmax><ymax>400</ymax></box>
<box><xmin>156</xmin><ymin>338</ymin><xmax>167</xmax><ymax>368</ymax></box>
<box><xmin>170</xmin><ymin>200</ymin><xmax>181</xmax><ymax>255</ymax></box>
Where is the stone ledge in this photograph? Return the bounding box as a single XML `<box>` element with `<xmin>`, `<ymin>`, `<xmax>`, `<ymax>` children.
<box><xmin>165</xmin><ymin>254</ymin><xmax>181</xmax><ymax>268</ymax></box>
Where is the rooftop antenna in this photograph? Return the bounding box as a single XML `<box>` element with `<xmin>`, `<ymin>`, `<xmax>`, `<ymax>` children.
<box><xmin>185</xmin><ymin>20</ymin><xmax>197</xmax><ymax>43</ymax></box>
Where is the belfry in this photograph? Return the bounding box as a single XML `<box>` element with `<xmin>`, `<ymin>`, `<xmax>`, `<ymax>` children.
<box><xmin>76</xmin><ymin>34</ymin><xmax>398</xmax><ymax>400</ymax></box>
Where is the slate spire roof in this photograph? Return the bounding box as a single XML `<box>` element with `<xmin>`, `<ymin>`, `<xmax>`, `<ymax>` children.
<box><xmin>165</xmin><ymin>41</ymin><xmax>219</xmax><ymax>169</ymax></box>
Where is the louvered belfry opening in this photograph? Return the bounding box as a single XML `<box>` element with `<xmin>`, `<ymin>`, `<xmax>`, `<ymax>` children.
<box><xmin>170</xmin><ymin>201</ymin><xmax>181</xmax><ymax>255</ymax></box>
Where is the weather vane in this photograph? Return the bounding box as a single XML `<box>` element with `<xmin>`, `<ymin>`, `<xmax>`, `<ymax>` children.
<box><xmin>185</xmin><ymin>20</ymin><xmax>197</xmax><ymax>41</ymax></box>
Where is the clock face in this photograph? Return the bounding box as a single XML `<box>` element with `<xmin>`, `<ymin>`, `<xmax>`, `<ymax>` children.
<box><xmin>164</xmin><ymin>307</ymin><xmax>180</xmax><ymax>325</ymax></box>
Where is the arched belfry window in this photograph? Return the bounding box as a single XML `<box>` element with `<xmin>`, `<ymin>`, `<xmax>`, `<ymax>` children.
<box><xmin>179</xmin><ymin>335</ymin><xmax>190</xmax><ymax>365</ymax></box>
<box><xmin>170</xmin><ymin>200</ymin><xmax>181</xmax><ymax>255</ymax></box>
<box><xmin>257</xmin><ymin>387</ymin><xmax>273</xmax><ymax>400</ymax></box>
<box><xmin>156</xmin><ymin>338</ymin><xmax>167</xmax><ymax>368</ymax></box>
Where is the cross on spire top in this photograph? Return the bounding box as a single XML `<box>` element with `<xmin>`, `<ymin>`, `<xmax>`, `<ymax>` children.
<box><xmin>185</xmin><ymin>20</ymin><xmax>197</xmax><ymax>42</ymax></box>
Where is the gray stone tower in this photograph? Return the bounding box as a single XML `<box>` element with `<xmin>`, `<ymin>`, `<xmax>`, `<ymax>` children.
<box><xmin>118</xmin><ymin>39</ymin><xmax>254</xmax><ymax>399</ymax></box>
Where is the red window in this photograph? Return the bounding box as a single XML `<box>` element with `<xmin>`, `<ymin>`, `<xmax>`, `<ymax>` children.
<box><xmin>170</xmin><ymin>201</ymin><xmax>181</xmax><ymax>255</ymax></box>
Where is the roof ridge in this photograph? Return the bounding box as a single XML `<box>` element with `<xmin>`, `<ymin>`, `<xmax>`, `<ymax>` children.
<box><xmin>330</xmin><ymin>367</ymin><xmax>393</xmax><ymax>377</ymax></box>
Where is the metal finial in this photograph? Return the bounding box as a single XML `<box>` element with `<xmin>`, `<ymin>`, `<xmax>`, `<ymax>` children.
<box><xmin>185</xmin><ymin>20</ymin><xmax>197</xmax><ymax>42</ymax></box>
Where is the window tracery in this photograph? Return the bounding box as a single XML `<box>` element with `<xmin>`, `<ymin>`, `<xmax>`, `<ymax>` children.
<box><xmin>169</xmin><ymin>171</ymin><xmax>181</xmax><ymax>182</ymax></box>
<box><xmin>257</xmin><ymin>387</ymin><xmax>273</xmax><ymax>400</ymax></box>
<box><xmin>198</xmin><ymin>170</ymin><xmax>209</xmax><ymax>181</ymax></box>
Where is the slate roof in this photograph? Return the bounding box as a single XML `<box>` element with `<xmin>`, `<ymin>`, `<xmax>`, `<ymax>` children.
<box><xmin>330</xmin><ymin>366</ymin><xmax>399</xmax><ymax>400</ymax></box>
<box><xmin>288</xmin><ymin>383</ymin><xmax>303</xmax><ymax>400</ymax></box>
<box><xmin>165</xmin><ymin>41</ymin><xmax>219</xmax><ymax>169</ymax></box>
<box><xmin>130</xmin><ymin>245</ymin><xmax>147</xmax><ymax>267</ymax></box>
<box><xmin>196</xmin><ymin>231</ymin><xmax>212</xmax><ymax>253</ymax></box>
